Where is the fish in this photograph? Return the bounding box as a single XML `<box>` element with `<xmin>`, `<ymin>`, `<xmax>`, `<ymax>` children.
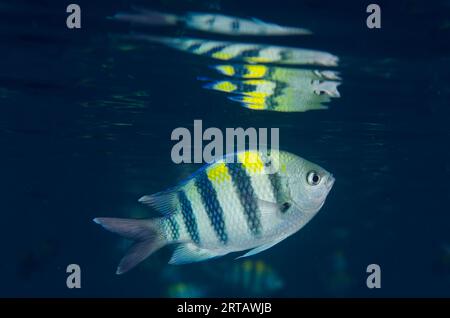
<box><xmin>94</xmin><ymin>149</ymin><xmax>335</xmax><ymax>274</ymax></box>
<box><xmin>113</xmin><ymin>9</ymin><xmax>311</xmax><ymax>36</ymax></box>
<box><xmin>125</xmin><ymin>35</ymin><xmax>339</xmax><ymax>66</ymax></box>
<box><xmin>200</xmin><ymin>77</ymin><xmax>340</xmax><ymax>112</ymax></box>
<box><xmin>202</xmin><ymin>64</ymin><xmax>340</xmax><ymax>111</ymax></box>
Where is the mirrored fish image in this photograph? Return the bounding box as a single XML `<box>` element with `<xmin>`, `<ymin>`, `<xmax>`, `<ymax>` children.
<box><xmin>322</xmin><ymin>250</ymin><xmax>354</xmax><ymax>297</ymax></box>
<box><xmin>113</xmin><ymin>8</ymin><xmax>312</xmax><ymax>36</ymax></box>
<box><xmin>94</xmin><ymin>150</ymin><xmax>335</xmax><ymax>274</ymax></box>
<box><xmin>202</xmin><ymin>259</ymin><xmax>284</xmax><ymax>297</ymax></box>
<box><xmin>167</xmin><ymin>282</ymin><xmax>207</xmax><ymax>298</ymax></box>
<box><xmin>126</xmin><ymin>35</ymin><xmax>339</xmax><ymax>66</ymax></box>
<box><xmin>200</xmin><ymin>65</ymin><xmax>341</xmax><ymax>112</ymax></box>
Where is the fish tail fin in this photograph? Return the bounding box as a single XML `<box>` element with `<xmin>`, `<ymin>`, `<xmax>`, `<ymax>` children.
<box><xmin>113</xmin><ymin>9</ymin><xmax>180</xmax><ymax>26</ymax></box>
<box><xmin>93</xmin><ymin>217</ymin><xmax>166</xmax><ymax>274</ymax></box>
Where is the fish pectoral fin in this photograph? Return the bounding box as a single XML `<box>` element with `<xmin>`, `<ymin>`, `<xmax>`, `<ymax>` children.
<box><xmin>169</xmin><ymin>243</ymin><xmax>225</xmax><ymax>265</ymax></box>
<box><xmin>256</xmin><ymin>199</ymin><xmax>280</xmax><ymax>215</ymax></box>
<box><xmin>236</xmin><ymin>237</ymin><xmax>286</xmax><ymax>259</ymax></box>
<box><xmin>257</xmin><ymin>199</ymin><xmax>292</xmax><ymax>216</ymax></box>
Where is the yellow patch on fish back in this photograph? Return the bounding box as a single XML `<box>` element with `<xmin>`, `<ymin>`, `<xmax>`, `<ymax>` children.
<box><xmin>213</xmin><ymin>81</ymin><xmax>237</xmax><ymax>93</ymax></box>
<box><xmin>244</xmin><ymin>65</ymin><xmax>268</xmax><ymax>78</ymax></box>
<box><xmin>238</xmin><ymin>151</ymin><xmax>264</xmax><ymax>174</ymax></box>
<box><xmin>206</xmin><ymin>162</ymin><xmax>231</xmax><ymax>185</ymax></box>
<box><xmin>216</xmin><ymin>65</ymin><xmax>235</xmax><ymax>76</ymax></box>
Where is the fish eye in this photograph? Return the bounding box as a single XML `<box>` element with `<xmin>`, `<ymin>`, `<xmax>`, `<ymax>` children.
<box><xmin>307</xmin><ymin>171</ymin><xmax>321</xmax><ymax>186</ymax></box>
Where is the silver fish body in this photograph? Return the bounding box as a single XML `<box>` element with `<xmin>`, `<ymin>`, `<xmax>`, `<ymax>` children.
<box><xmin>94</xmin><ymin>150</ymin><xmax>334</xmax><ymax>274</ymax></box>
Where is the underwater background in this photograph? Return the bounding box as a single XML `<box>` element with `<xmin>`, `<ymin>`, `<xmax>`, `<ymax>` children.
<box><xmin>1</xmin><ymin>0</ymin><xmax>449</xmax><ymax>297</ymax></box>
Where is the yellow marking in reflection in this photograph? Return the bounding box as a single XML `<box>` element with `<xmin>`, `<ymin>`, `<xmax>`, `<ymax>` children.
<box><xmin>243</xmin><ymin>260</ymin><xmax>253</xmax><ymax>272</ymax></box>
<box><xmin>244</xmin><ymin>65</ymin><xmax>268</xmax><ymax>78</ymax></box>
<box><xmin>212</xmin><ymin>52</ymin><xmax>234</xmax><ymax>60</ymax></box>
<box><xmin>246</xmin><ymin>103</ymin><xmax>266</xmax><ymax>110</ymax></box>
<box><xmin>255</xmin><ymin>260</ymin><xmax>266</xmax><ymax>274</ymax></box>
<box><xmin>245</xmin><ymin>57</ymin><xmax>272</xmax><ymax>63</ymax></box>
<box><xmin>245</xmin><ymin>91</ymin><xmax>270</xmax><ymax>98</ymax></box>
<box><xmin>213</xmin><ymin>81</ymin><xmax>237</xmax><ymax>93</ymax></box>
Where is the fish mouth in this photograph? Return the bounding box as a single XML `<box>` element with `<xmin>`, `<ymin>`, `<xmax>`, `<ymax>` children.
<box><xmin>326</xmin><ymin>174</ymin><xmax>335</xmax><ymax>191</ymax></box>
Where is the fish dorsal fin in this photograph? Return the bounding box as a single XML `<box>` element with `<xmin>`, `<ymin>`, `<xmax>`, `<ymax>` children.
<box><xmin>236</xmin><ymin>237</ymin><xmax>287</xmax><ymax>259</ymax></box>
<box><xmin>138</xmin><ymin>187</ymin><xmax>179</xmax><ymax>216</ymax></box>
<box><xmin>169</xmin><ymin>243</ymin><xmax>225</xmax><ymax>265</ymax></box>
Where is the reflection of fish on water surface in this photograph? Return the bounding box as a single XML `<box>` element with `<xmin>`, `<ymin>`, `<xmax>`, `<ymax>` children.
<box><xmin>94</xmin><ymin>150</ymin><xmax>335</xmax><ymax>274</ymax></box>
<box><xmin>125</xmin><ymin>35</ymin><xmax>339</xmax><ymax>66</ymax></box>
<box><xmin>322</xmin><ymin>250</ymin><xmax>354</xmax><ymax>296</ymax></box>
<box><xmin>167</xmin><ymin>282</ymin><xmax>207</xmax><ymax>298</ymax></box>
<box><xmin>203</xmin><ymin>259</ymin><xmax>284</xmax><ymax>296</ymax></box>
<box><xmin>113</xmin><ymin>8</ymin><xmax>311</xmax><ymax>36</ymax></box>
<box><xmin>200</xmin><ymin>64</ymin><xmax>341</xmax><ymax>112</ymax></box>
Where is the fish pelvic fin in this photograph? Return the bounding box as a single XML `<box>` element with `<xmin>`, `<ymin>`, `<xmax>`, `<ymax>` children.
<box><xmin>93</xmin><ymin>217</ymin><xmax>166</xmax><ymax>274</ymax></box>
<box><xmin>236</xmin><ymin>236</ymin><xmax>287</xmax><ymax>259</ymax></box>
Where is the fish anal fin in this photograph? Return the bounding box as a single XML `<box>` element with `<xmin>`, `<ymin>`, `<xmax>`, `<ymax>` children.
<box><xmin>169</xmin><ymin>243</ymin><xmax>225</xmax><ymax>265</ymax></box>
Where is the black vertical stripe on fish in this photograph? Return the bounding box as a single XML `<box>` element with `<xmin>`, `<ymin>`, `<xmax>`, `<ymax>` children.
<box><xmin>177</xmin><ymin>190</ymin><xmax>200</xmax><ymax>244</ymax></box>
<box><xmin>268</xmin><ymin>172</ymin><xmax>285</xmax><ymax>206</ymax></box>
<box><xmin>166</xmin><ymin>216</ymin><xmax>180</xmax><ymax>241</ymax></box>
<box><xmin>231</xmin><ymin>19</ymin><xmax>240</xmax><ymax>32</ymax></box>
<box><xmin>194</xmin><ymin>171</ymin><xmax>228</xmax><ymax>244</ymax></box>
<box><xmin>226</xmin><ymin>160</ymin><xmax>262</xmax><ymax>236</ymax></box>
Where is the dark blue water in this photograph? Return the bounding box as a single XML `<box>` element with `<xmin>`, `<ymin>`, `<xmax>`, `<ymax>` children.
<box><xmin>1</xmin><ymin>0</ymin><xmax>449</xmax><ymax>297</ymax></box>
